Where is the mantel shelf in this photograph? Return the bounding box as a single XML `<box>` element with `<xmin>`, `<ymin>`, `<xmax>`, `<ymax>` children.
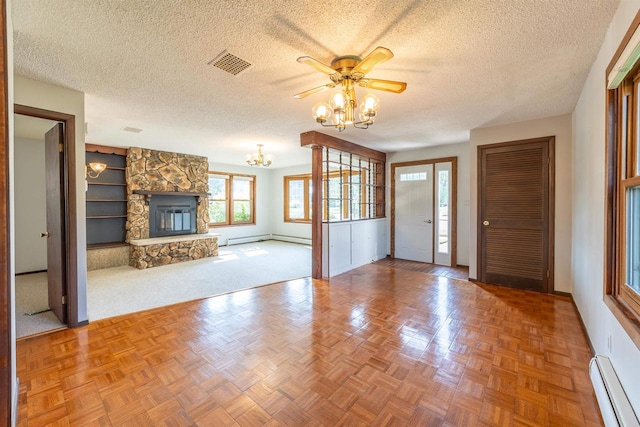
<box><xmin>133</xmin><ymin>190</ymin><xmax>209</xmax><ymax>197</ymax></box>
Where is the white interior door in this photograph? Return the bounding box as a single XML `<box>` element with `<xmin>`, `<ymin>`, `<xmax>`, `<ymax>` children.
<box><xmin>395</xmin><ymin>164</ymin><xmax>433</xmax><ymax>263</ymax></box>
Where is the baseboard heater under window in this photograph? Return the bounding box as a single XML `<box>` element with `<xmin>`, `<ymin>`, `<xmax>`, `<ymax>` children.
<box><xmin>226</xmin><ymin>234</ymin><xmax>271</xmax><ymax>246</ymax></box>
<box><xmin>589</xmin><ymin>355</ymin><xmax>639</xmax><ymax>426</ymax></box>
<box><xmin>270</xmin><ymin>234</ymin><xmax>312</xmax><ymax>245</ymax></box>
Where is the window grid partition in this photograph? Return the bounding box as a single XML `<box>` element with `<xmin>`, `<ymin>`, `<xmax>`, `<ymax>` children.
<box><xmin>322</xmin><ymin>147</ymin><xmax>384</xmax><ymax>222</ymax></box>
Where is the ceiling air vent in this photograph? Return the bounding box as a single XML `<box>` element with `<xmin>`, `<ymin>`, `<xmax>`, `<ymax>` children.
<box><xmin>208</xmin><ymin>50</ymin><xmax>252</xmax><ymax>75</ymax></box>
<box><xmin>122</xmin><ymin>126</ymin><xmax>143</xmax><ymax>133</ymax></box>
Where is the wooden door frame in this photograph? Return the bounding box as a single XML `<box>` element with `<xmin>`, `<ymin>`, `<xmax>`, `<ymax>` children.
<box><xmin>14</xmin><ymin>104</ymin><xmax>80</xmax><ymax>326</ymax></box>
<box><xmin>390</xmin><ymin>156</ymin><xmax>458</xmax><ymax>267</ymax></box>
<box><xmin>0</xmin><ymin>0</ymin><xmax>10</xmax><ymax>422</ymax></box>
<box><xmin>476</xmin><ymin>136</ymin><xmax>555</xmax><ymax>293</ymax></box>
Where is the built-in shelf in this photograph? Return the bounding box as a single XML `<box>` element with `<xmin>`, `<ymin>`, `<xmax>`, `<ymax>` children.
<box><xmin>87</xmin><ymin>242</ymin><xmax>129</xmax><ymax>250</ymax></box>
<box><xmin>87</xmin><ymin>182</ymin><xmax>127</xmax><ymax>186</ymax></box>
<box><xmin>86</xmin><ymin>146</ymin><xmax>128</xmax><ymax>246</ymax></box>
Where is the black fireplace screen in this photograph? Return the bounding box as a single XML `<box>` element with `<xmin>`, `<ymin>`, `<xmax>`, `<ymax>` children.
<box><xmin>149</xmin><ymin>196</ymin><xmax>197</xmax><ymax>237</ymax></box>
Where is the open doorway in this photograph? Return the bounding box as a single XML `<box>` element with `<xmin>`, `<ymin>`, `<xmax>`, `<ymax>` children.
<box><xmin>14</xmin><ymin>113</ymin><xmax>68</xmax><ymax>337</ymax></box>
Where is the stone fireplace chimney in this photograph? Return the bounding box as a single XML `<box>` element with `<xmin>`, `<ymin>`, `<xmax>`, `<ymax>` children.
<box><xmin>125</xmin><ymin>147</ymin><xmax>210</xmax><ymax>242</ymax></box>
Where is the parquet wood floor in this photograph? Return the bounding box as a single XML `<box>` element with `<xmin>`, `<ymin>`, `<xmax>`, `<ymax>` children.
<box><xmin>16</xmin><ymin>262</ymin><xmax>602</xmax><ymax>426</ymax></box>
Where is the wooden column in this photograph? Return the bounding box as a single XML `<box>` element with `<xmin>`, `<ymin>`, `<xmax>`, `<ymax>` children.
<box><xmin>311</xmin><ymin>145</ymin><xmax>323</xmax><ymax>279</ymax></box>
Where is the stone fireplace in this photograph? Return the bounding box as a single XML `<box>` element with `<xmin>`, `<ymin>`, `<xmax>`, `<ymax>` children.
<box><xmin>126</xmin><ymin>147</ymin><xmax>218</xmax><ymax>269</ymax></box>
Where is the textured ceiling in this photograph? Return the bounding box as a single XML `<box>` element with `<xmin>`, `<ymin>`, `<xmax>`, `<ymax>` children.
<box><xmin>12</xmin><ymin>0</ymin><xmax>619</xmax><ymax>168</ymax></box>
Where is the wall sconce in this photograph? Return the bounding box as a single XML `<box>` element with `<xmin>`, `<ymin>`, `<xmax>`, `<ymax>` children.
<box><xmin>85</xmin><ymin>162</ymin><xmax>107</xmax><ymax>178</ymax></box>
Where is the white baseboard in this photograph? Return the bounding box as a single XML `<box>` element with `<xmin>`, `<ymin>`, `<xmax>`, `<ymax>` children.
<box><xmin>225</xmin><ymin>234</ymin><xmax>271</xmax><ymax>246</ymax></box>
<box><xmin>12</xmin><ymin>377</ymin><xmax>19</xmax><ymax>426</ymax></box>
<box><xmin>270</xmin><ymin>234</ymin><xmax>312</xmax><ymax>245</ymax></box>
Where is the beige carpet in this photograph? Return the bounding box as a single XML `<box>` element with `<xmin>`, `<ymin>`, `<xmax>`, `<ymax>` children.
<box><xmin>15</xmin><ymin>240</ymin><xmax>311</xmax><ymax>338</ymax></box>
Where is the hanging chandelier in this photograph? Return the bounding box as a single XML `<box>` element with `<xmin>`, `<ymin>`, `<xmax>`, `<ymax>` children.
<box><xmin>245</xmin><ymin>144</ymin><xmax>272</xmax><ymax>167</ymax></box>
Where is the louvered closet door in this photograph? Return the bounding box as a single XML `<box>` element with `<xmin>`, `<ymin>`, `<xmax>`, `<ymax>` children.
<box><xmin>478</xmin><ymin>137</ymin><xmax>553</xmax><ymax>292</ymax></box>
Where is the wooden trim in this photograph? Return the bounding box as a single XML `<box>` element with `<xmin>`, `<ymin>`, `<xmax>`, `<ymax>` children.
<box><xmin>85</xmin><ymin>143</ymin><xmax>128</xmax><ymax>156</ymax></box>
<box><xmin>477</xmin><ymin>136</ymin><xmax>555</xmax><ymax>292</ymax></box>
<box><xmin>14</xmin><ymin>104</ymin><xmax>80</xmax><ymax>327</ymax></box>
<box><xmin>283</xmin><ymin>174</ymin><xmax>312</xmax><ymax>223</ymax></box>
<box><xmin>300</xmin><ymin>131</ymin><xmax>386</xmax><ymax>163</ymax></box>
<box><xmin>606</xmin><ymin>9</ymin><xmax>640</xmax><ymax>76</ymax></box>
<box><xmin>548</xmin><ymin>137</ymin><xmax>556</xmax><ymax>293</ymax></box>
<box><xmin>605</xmin><ymin>83</ymin><xmax>619</xmax><ymax>296</ymax></box>
<box><xmin>569</xmin><ymin>295</ymin><xmax>596</xmax><ymax>356</ymax></box>
<box><xmin>311</xmin><ymin>146</ymin><xmax>323</xmax><ymax>278</ymax></box>
<box><xmin>133</xmin><ymin>190</ymin><xmax>208</xmax><ymax>197</ymax></box>
<box><xmin>209</xmin><ymin>170</ymin><xmax>256</xmax><ymax>179</ymax></box>
<box><xmin>390</xmin><ymin>156</ymin><xmax>458</xmax><ymax>267</ymax></box>
<box><xmin>451</xmin><ymin>159</ymin><xmax>458</xmax><ymax>267</ymax></box>
<box><xmin>605</xmin><ymin>295</ymin><xmax>640</xmax><ymax>349</ymax></box>
<box><xmin>207</xmin><ymin>172</ymin><xmax>255</xmax><ymax>226</ymax></box>
<box><xmin>0</xmin><ymin>1</ymin><xmax>10</xmax><ymax>422</ymax></box>
<box><xmin>604</xmin><ymin>16</ymin><xmax>640</xmax><ymax>348</ymax></box>
<box><xmin>87</xmin><ymin>242</ymin><xmax>128</xmax><ymax>250</ymax></box>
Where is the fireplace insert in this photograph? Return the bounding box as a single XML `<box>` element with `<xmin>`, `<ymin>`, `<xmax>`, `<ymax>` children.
<box><xmin>149</xmin><ymin>195</ymin><xmax>197</xmax><ymax>237</ymax></box>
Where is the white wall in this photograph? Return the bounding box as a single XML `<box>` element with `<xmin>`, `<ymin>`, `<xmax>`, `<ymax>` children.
<box><xmin>14</xmin><ymin>137</ymin><xmax>47</xmax><ymax>273</ymax></box>
<box><xmin>469</xmin><ymin>114</ymin><xmax>573</xmax><ymax>293</ymax></box>
<box><xmin>572</xmin><ymin>0</ymin><xmax>640</xmax><ymax>413</ymax></box>
<box><xmin>14</xmin><ymin>75</ymin><xmax>88</xmax><ymax>322</ymax></box>
<box><xmin>322</xmin><ymin>218</ymin><xmax>386</xmax><ymax>277</ymax></box>
<box><xmin>208</xmin><ymin>161</ymin><xmax>274</xmax><ymax>245</ymax></box>
<box><xmin>387</xmin><ymin>142</ymin><xmax>470</xmax><ymax>266</ymax></box>
<box><xmin>269</xmin><ymin>163</ymin><xmax>312</xmax><ymax>241</ymax></box>
<box><xmin>6</xmin><ymin>1</ymin><xmax>17</xmax><ymax>423</ymax></box>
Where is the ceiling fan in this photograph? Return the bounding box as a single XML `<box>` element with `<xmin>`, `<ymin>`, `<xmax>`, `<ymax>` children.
<box><xmin>294</xmin><ymin>46</ymin><xmax>407</xmax><ymax>130</ymax></box>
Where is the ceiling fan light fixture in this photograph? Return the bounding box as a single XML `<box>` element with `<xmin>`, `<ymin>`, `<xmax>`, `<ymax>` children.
<box><xmin>294</xmin><ymin>46</ymin><xmax>406</xmax><ymax>131</ymax></box>
<box><xmin>359</xmin><ymin>93</ymin><xmax>379</xmax><ymax>123</ymax></box>
<box><xmin>330</xmin><ymin>90</ymin><xmax>348</xmax><ymax>110</ymax></box>
<box><xmin>312</xmin><ymin>102</ymin><xmax>332</xmax><ymax>123</ymax></box>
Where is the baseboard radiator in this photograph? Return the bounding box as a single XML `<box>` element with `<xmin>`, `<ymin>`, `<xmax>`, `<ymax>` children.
<box><xmin>270</xmin><ymin>234</ymin><xmax>312</xmax><ymax>245</ymax></box>
<box><xmin>225</xmin><ymin>234</ymin><xmax>271</xmax><ymax>246</ymax></box>
<box><xmin>589</xmin><ymin>355</ymin><xmax>639</xmax><ymax>427</ymax></box>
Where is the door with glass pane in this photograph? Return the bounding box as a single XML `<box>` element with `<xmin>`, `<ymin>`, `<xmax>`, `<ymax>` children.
<box><xmin>434</xmin><ymin>162</ymin><xmax>453</xmax><ymax>266</ymax></box>
<box><xmin>392</xmin><ymin>158</ymin><xmax>456</xmax><ymax>267</ymax></box>
<box><xmin>395</xmin><ymin>164</ymin><xmax>434</xmax><ymax>263</ymax></box>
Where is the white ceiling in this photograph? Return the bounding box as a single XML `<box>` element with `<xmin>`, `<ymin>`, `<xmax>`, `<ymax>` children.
<box><xmin>12</xmin><ymin>0</ymin><xmax>619</xmax><ymax>168</ymax></box>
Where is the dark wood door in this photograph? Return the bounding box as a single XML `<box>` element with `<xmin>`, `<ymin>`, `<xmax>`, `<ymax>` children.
<box><xmin>45</xmin><ymin>123</ymin><xmax>67</xmax><ymax>323</ymax></box>
<box><xmin>478</xmin><ymin>137</ymin><xmax>554</xmax><ymax>292</ymax></box>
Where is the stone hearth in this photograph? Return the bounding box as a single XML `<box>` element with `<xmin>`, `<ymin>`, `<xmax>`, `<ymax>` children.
<box><xmin>126</xmin><ymin>147</ymin><xmax>217</xmax><ymax>269</ymax></box>
<box><xmin>129</xmin><ymin>232</ymin><xmax>219</xmax><ymax>269</ymax></box>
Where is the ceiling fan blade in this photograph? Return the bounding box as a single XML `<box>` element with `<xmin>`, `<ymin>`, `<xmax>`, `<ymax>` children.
<box><xmin>360</xmin><ymin>78</ymin><xmax>407</xmax><ymax>93</ymax></box>
<box><xmin>351</xmin><ymin>46</ymin><xmax>394</xmax><ymax>75</ymax></box>
<box><xmin>297</xmin><ymin>56</ymin><xmax>337</xmax><ymax>76</ymax></box>
<box><xmin>293</xmin><ymin>83</ymin><xmax>335</xmax><ymax>99</ymax></box>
